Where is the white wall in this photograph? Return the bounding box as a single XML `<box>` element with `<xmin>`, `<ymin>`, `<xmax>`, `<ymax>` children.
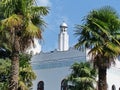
<box><xmin>32</xmin><ymin>67</ymin><xmax>71</xmax><ymax>90</ymax></box>
<box><xmin>107</xmin><ymin>67</ymin><xmax>120</xmax><ymax>90</ymax></box>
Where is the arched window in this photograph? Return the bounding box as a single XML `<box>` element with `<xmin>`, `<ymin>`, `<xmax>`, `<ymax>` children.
<box><xmin>37</xmin><ymin>81</ymin><xmax>44</xmax><ymax>90</ymax></box>
<box><xmin>61</xmin><ymin>79</ymin><xmax>68</xmax><ymax>90</ymax></box>
<box><xmin>112</xmin><ymin>84</ymin><xmax>116</xmax><ymax>90</ymax></box>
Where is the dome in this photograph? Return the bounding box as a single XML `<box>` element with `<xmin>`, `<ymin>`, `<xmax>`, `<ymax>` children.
<box><xmin>60</xmin><ymin>22</ymin><xmax>68</xmax><ymax>28</ymax></box>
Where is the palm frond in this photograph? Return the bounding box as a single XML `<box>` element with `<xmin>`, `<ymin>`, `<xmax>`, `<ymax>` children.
<box><xmin>1</xmin><ymin>14</ymin><xmax>23</xmax><ymax>30</ymax></box>
<box><xmin>105</xmin><ymin>42</ymin><xmax>120</xmax><ymax>56</ymax></box>
<box><xmin>67</xmin><ymin>62</ymin><xmax>97</xmax><ymax>90</ymax></box>
<box><xmin>18</xmin><ymin>81</ymin><xmax>29</xmax><ymax>90</ymax></box>
<box><xmin>31</xmin><ymin>6</ymin><xmax>49</xmax><ymax>16</ymax></box>
<box><xmin>24</xmin><ymin>21</ymin><xmax>42</xmax><ymax>39</ymax></box>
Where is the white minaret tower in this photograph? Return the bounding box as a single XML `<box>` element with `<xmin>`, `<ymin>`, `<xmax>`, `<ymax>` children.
<box><xmin>58</xmin><ymin>22</ymin><xmax>69</xmax><ymax>51</ymax></box>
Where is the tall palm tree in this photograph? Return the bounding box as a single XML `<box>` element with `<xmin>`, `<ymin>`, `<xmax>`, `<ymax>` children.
<box><xmin>67</xmin><ymin>62</ymin><xmax>97</xmax><ymax>90</ymax></box>
<box><xmin>75</xmin><ymin>6</ymin><xmax>120</xmax><ymax>90</ymax></box>
<box><xmin>0</xmin><ymin>0</ymin><xmax>49</xmax><ymax>90</ymax></box>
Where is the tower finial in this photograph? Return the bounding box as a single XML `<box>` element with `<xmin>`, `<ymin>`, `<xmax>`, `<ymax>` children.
<box><xmin>60</xmin><ymin>21</ymin><xmax>68</xmax><ymax>28</ymax></box>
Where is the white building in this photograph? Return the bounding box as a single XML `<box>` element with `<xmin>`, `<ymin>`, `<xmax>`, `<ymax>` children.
<box><xmin>26</xmin><ymin>38</ymin><xmax>41</xmax><ymax>55</ymax></box>
<box><xmin>31</xmin><ymin>22</ymin><xmax>120</xmax><ymax>90</ymax></box>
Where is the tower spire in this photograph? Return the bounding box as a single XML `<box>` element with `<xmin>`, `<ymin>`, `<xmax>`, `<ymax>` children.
<box><xmin>58</xmin><ymin>22</ymin><xmax>69</xmax><ymax>51</ymax></box>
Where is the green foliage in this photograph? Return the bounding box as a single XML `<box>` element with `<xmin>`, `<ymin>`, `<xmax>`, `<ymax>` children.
<box><xmin>67</xmin><ymin>62</ymin><xmax>97</xmax><ymax>90</ymax></box>
<box><xmin>19</xmin><ymin>53</ymin><xmax>36</xmax><ymax>90</ymax></box>
<box><xmin>0</xmin><ymin>58</ymin><xmax>11</xmax><ymax>75</ymax></box>
<box><xmin>0</xmin><ymin>54</ymin><xmax>36</xmax><ymax>90</ymax></box>
<box><xmin>0</xmin><ymin>82</ymin><xmax>8</xmax><ymax>90</ymax></box>
<box><xmin>0</xmin><ymin>58</ymin><xmax>11</xmax><ymax>90</ymax></box>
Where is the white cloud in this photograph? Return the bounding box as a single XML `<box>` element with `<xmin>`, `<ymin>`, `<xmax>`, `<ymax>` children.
<box><xmin>36</xmin><ymin>0</ymin><xmax>51</xmax><ymax>6</ymax></box>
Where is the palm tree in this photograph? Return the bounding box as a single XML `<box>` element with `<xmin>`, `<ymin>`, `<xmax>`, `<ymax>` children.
<box><xmin>0</xmin><ymin>0</ymin><xmax>49</xmax><ymax>90</ymax></box>
<box><xmin>75</xmin><ymin>6</ymin><xmax>120</xmax><ymax>90</ymax></box>
<box><xmin>67</xmin><ymin>62</ymin><xmax>97</xmax><ymax>90</ymax></box>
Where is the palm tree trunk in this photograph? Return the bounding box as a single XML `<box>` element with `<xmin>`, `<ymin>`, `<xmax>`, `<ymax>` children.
<box><xmin>9</xmin><ymin>54</ymin><xmax>19</xmax><ymax>90</ymax></box>
<box><xmin>9</xmin><ymin>35</ymin><xmax>20</xmax><ymax>90</ymax></box>
<box><xmin>98</xmin><ymin>67</ymin><xmax>107</xmax><ymax>90</ymax></box>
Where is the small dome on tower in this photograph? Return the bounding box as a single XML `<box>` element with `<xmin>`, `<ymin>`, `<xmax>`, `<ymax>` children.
<box><xmin>60</xmin><ymin>22</ymin><xmax>68</xmax><ymax>28</ymax></box>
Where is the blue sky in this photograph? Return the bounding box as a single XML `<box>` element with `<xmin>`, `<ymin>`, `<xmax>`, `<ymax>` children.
<box><xmin>37</xmin><ymin>0</ymin><xmax>120</xmax><ymax>52</ymax></box>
